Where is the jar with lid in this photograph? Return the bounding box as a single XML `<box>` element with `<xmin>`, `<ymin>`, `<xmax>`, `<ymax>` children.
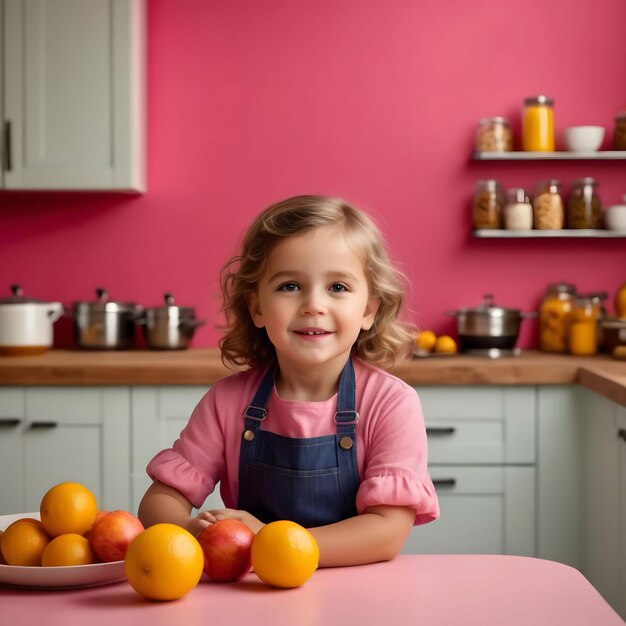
<box><xmin>569</xmin><ymin>296</ymin><xmax>600</xmax><ymax>355</ymax></box>
<box><xmin>613</xmin><ymin>112</ymin><xmax>626</xmax><ymax>150</ymax></box>
<box><xmin>504</xmin><ymin>188</ymin><xmax>533</xmax><ymax>230</ymax></box>
<box><xmin>475</xmin><ymin>117</ymin><xmax>513</xmax><ymax>153</ymax></box>
<box><xmin>472</xmin><ymin>180</ymin><xmax>504</xmax><ymax>230</ymax></box>
<box><xmin>567</xmin><ymin>178</ymin><xmax>603</xmax><ymax>229</ymax></box>
<box><xmin>522</xmin><ymin>95</ymin><xmax>555</xmax><ymax>151</ymax></box>
<box><xmin>539</xmin><ymin>282</ymin><xmax>576</xmax><ymax>353</ymax></box>
<box><xmin>533</xmin><ymin>179</ymin><xmax>564</xmax><ymax>229</ymax></box>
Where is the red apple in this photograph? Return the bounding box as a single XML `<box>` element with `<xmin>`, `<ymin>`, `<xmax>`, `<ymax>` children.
<box><xmin>88</xmin><ymin>510</ymin><xmax>144</xmax><ymax>562</ymax></box>
<box><xmin>198</xmin><ymin>519</ymin><xmax>254</xmax><ymax>582</ymax></box>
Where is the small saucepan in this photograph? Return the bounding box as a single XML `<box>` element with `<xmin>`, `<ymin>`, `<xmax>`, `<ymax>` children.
<box><xmin>137</xmin><ymin>293</ymin><xmax>205</xmax><ymax>350</ymax></box>
<box><xmin>446</xmin><ymin>294</ymin><xmax>537</xmax><ymax>352</ymax></box>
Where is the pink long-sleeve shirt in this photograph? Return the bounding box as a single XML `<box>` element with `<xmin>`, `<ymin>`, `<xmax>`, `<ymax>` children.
<box><xmin>147</xmin><ymin>357</ymin><xmax>440</xmax><ymax>526</ymax></box>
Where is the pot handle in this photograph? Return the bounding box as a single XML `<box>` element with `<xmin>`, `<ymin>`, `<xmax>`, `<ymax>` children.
<box><xmin>47</xmin><ymin>302</ymin><xmax>64</xmax><ymax>323</ymax></box>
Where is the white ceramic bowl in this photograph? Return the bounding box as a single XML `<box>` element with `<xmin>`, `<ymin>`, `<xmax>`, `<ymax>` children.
<box><xmin>563</xmin><ymin>126</ymin><xmax>605</xmax><ymax>152</ymax></box>
<box><xmin>605</xmin><ymin>202</ymin><xmax>626</xmax><ymax>231</ymax></box>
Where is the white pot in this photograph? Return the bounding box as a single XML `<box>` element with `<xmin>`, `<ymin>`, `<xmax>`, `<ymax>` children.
<box><xmin>0</xmin><ymin>286</ymin><xmax>64</xmax><ymax>355</ymax></box>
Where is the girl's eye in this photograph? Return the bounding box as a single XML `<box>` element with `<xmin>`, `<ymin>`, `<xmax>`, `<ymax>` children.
<box><xmin>329</xmin><ymin>283</ymin><xmax>349</xmax><ymax>293</ymax></box>
<box><xmin>278</xmin><ymin>282</ymin><xmax>300</xmax><ymax>292</ymax></box>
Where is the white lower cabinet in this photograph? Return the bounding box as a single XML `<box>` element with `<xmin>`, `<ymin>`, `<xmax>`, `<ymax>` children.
<box><xmin>0</xmin><ymin>387</ymin><xmax>130</xmax><ymax>515</ymax></box>
<box><xmin>403</xmin><ymin>386</ymin><xmax>536</xmax><ymax>556</ymax></box>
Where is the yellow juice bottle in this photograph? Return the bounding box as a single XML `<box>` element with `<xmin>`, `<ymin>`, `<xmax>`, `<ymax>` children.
<box><xmin>522</xmin><ymin>95</ymin><xmax>555</xmax><ymax>152</ymax></box>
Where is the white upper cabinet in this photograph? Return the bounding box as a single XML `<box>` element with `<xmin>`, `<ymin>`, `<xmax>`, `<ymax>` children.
<box><xmin>1</xmin><ymin>0</ymin><xmax>145</xmax><ymax>191</ymax></box>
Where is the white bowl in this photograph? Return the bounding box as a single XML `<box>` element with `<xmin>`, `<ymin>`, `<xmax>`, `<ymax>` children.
<box><xmin>563</xmin><ymin>126</ymin><xmax>605</xmax><ymax>152</ymax></box>
<box><xmin>605</xmin><ymin>203</ymin><xmax>626</xmax><ymax>231</ymax></box>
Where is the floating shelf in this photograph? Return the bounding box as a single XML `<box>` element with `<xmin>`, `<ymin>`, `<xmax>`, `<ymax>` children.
<box><xmin>473</xmin><ymin>151</ymin><xmax>626</xmax><ymax>161</ymax></box>
<box><xmin>473</xmin><ymin>229</ymin><xmax>626</xmax><ymax>238</ymax></box>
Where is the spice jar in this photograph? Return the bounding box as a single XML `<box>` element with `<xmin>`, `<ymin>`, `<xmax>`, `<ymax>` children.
<box><xmin>540</xmin><ymin>282</ymin><xmax>576</xmax><ymax>353</ymax></box>
<box><xmin>503</xmin><ymin>188</ymin><xmax>533</xmax><ymax>230</ymax></box>
<box><xmin>472</xmin><ymin>180</ymin><xmax>504</xmax><ymax>230</ymax></box>
<box><xmin>475</xmin><ymin>117</ymin><xmax>513</xmax><ymax>153</ymax></box>
<box><xmin>613</xmin><ymin>112</ymin><xmax>626</xmax><ymax>150</ymax></box>
<box><xmin>533</xmin><ymin>179</ymin><xmax>564</xmax><ymax>229</ymax></box>
<box><xmin>569</xmin><ymin>296</ymin><xmax>599</xmax><ymax>355</ymax></box>
<box><xmin>522</xmin><ymin>95</ymin><xmax>555</xmax><ymax>151</ymax></box>
<box><xmin>567</xmin><ymin>178</ymin><xmax>603</xmax><ymax>229</ymax></box>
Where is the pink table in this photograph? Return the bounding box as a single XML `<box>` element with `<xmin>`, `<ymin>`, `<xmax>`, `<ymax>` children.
<box><xmin>0</xmin><ymin>555</ymin><xmax>623</xmax><ymax>626</ymax></box>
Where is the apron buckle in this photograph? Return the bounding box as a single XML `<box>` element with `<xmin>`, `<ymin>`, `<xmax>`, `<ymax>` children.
<box><xmin>334</xmin><ymin>410</ymin><xmax>359</xmax><ymax>425</ymax></box>
<box><xmin>243</xmin><ymin>405</ymin><xmax>267</xmax><ymax>421</ymax></box>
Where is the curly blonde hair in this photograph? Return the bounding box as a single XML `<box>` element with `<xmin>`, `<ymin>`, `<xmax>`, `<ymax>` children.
<box><xmin>219</xmin><ymin>195</ymin><xmax>414</xmax><ymax>369</ymax></box>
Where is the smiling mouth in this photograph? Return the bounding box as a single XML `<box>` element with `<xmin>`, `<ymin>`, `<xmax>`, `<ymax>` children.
<box><xmin>294</xmin><ymin>330</ymin><xmax>331</xmax><ymax>335</ymax></box>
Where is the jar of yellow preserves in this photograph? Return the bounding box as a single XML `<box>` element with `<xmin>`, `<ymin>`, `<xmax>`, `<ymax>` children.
<box><xmin>569</xmin><ymin>296</ymin><xmax>599</xmax><ymax>355</ymax></box>
<box><xmin>522</xmin><ymin>95</ymin><xmax>555</xmax><ymax>152</ymax></box>
<box><xmin>540</xmin><ymin>282</ymin><xmax>576</xmax><ymax>353</ymax></box>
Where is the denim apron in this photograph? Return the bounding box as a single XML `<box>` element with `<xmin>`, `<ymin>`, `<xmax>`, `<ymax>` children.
<box><xmin>237</xmin><ymin>357</ymin><xmax>360</xmax><ymax>527</ymax></box>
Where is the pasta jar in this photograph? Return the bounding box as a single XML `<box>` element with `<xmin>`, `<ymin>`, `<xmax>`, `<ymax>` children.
<box><xmin>567</xmin><ymin>178</ymin><xmax>603</xmax><ymax>229</ymax></box>
<box><xmin>540</xmin><ymin>282</ymin><xmax>576</xmax><ymax>353</ymax></box>
<box><xmin>533</xmin><ymin>179</ymin><xmax>564</xmax><ymax>229</ymax></box>
<box><xmin>522</xmin><ymin>95</ymin><xmax>555</xmax><ymax>151</ymax></box>
<box><xmin>504</xmin><ymin>188</ymin><xmax>533</xmax><ymax>230</ymax></box>
<box><xmin>613</xmin><ymin>112</ymin><xmax>626</xmax><ymax>150</ymax></box>
<box><xmin>475</xmin><ymin>117</ymin><xmax>513</xmax><ymax>153</ymax></box>
<box><xmin>472</xmin><ymin>180</ymin><xmax>504</xmax><ymax>230</ymax></box>
<box><xmin>569</xmin><ymin>296</ymin><xmax>599</xmax><ymax>355</ymax></box>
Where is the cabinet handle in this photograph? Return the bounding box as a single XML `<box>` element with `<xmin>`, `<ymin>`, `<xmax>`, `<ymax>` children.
<box><xmin>29</xmin><ymin>421</ymin><xmax>59</xmax><ymax>429</ymax></box>
<box><xmin>432</xmin><ymin>478</ymin><xmax>457</xmax><ymax>488</ymax></box>
<box><xmin>4</xmin><ymin>121</ymin><xmax>12</xmax><ymax>172</ymax></box>
<box><xmin>426</xmin><ymin>427</ymin><xmax>456</xmax><ymax>436</ymax></box>
<box><xmin>618</xmin><ymin>429</ymin><xmax>626</xmax><ymax>443</ymax></box>
<box><xmin>0</xmin><ymin>418</ymin><xmax>21</xmax><ymax>427</ymax></box>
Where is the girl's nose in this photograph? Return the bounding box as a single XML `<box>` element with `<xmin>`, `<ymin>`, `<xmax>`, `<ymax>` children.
<box><xmin>300</xmin><ymin>290</ymin><xmax>327</xmax><ymax>315</ymax></box>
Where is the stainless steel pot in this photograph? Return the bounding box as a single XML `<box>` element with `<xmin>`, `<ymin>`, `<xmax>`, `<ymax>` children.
<box><xmin>74</xmin><ymin>288</ymin><xmax>141</xmax><ymax>350</ymax></box>
<box><xmin>0</xmin><ymin>285</ymin><xmax>64</xmax><ymax>355</ymax></box>
<box><xmin>446</xmin><ymin>294</ymin><xmax>537</xmax><ymax>352</ymax></box>
<box><xmin>137</xmin><ymin>293</ymin><xmax>205</xmax><ymax>350</ymax></box>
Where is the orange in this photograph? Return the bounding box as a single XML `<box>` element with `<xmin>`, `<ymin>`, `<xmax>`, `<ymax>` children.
<box><xmin>415</xmin><ymin>330</ymin><xmax>437</xmax><ymax>353</ymax></box>
<box><xmin>40</xmin><ymin>482</ymin><xmax>98</xmax><ymax>537</ymax></box>
<box><xmin>434</xmin><ymin>335</ymin><xmax>458</xmax><ymax>354</ymax></box>
<box><xmin>251</xmin><ymin>520</ymin><xmax>319</xmax><ymax>588</ymax></box>
<box><xmin>125</xmin><ymin>524</ymin><xmax>204</xmax><ymax>601</ymax></box>
<box><xmin>0</xmin><ymin>530</ymin><xmax>6</xmax><ymax>564</ymax></box>
<box><xmin>41</xmin><ymin>533</ymin><xmax>97</xmax><ymax>567</ymax></box>
<box><xmin>1</xmin><ymin>519</ymin><xmax>51</xmax><ymax>566</ymax></box>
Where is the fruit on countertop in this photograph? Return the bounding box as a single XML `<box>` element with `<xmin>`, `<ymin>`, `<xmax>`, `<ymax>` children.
<box><xmin>434</xmin><ymin>335</ymin><xmax>458</xmax><ymax>354</ymax></box>
<box><xmin>0</xmin><ymin>518</ymin><xmax>50</xmax><ymax>566</ymax></box>
<box><xmin>415</xmin><ymin>330</ymin><xmax>437</xmax><ymax>352</ymax></box>
<box><xmin>198</xmin><ymin>519</ymin><xmax>254</xmax><ymax>582</ymax></box>
<box><xmin>415</xmin><ymin>330</ymin><xmax>457</xmax><ymax>355</ymax></box>
<box><xmin>125</xmin><ymin>523</ymin><xmax>204</xmax><ymax>601</ymax></box>
<box><xmin>41</xmin><ymin>533</ymin><xmax>97</xmax><ymax>567</ymax></box>
<box><xmin>40</xmin><ymin>482</ymin><xmax>98</xmax><ymax>537</ymax></box>
<box><xmin>88</xmin><ymin>510</ymin><xmax>144</xmax><ymax>562</ymax></box>
<box><xmin>251</xmin><ymin>520</ymin><xmax>319</xmax><ymax>588</ymax></box>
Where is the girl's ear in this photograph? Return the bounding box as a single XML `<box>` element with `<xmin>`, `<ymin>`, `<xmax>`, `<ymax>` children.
<box><xmin>246</xmin><ymin>291</ymin><xmax>265</xmax><ymax>328</ymax></box>
<box><xmin>361</xmin><ymin>297</ymin><xmax>381</xmax><ymax>331</ymax></box>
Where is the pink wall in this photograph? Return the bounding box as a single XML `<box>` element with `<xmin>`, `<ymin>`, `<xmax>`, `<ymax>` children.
<box><xmin>1</xmin><ymin>0</ymin><xmax>625</xmax><ymax>349</ymax></box>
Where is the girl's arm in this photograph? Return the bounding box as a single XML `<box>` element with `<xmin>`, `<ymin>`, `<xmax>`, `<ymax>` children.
<box><xmin>138</xmin><ymin>480</ymin><xmax>213</xmax><ymax>538</ymax></box>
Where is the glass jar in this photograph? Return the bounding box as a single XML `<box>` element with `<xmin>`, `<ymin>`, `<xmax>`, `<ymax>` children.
<box><xmin>475</xmin><ymin>117</ymin><xmax>513</xmax><ymax>153</ymax></box>
<box><xmin>613</xmin><ymin>112</ymin><xmax>626</xmax><ymax>150</ymax></box>
<box><xmin>522</xmin><ymin>95</ymin><xmax>555</xmax><ymax>151</ymax></box>
<box><xmin>569</xmin><ymin>296</ymin><xmax>599</xmax><ymax>355</ymax></box>
<box><xmin>503</xmin><ymin>188</ymin><xmax>533</xmax><ymax>230</ymax></box>
<box><xmin>472</xmin><ymin>180</ymin><xmax>504</xmax><ymax>230</ymax></box>
<box><xmin>533</xmin><ymin>179</ymin><xmax>564</xmax><ymax>229</ymax></box>
<box><xmin>567</xmin><ymin>178</ymin><xmax>603</xmax><ymax>229</ymax></box>
<box><xmin>540</xmin><ymin>282</ymin><xmax>576</xmax><ymax>353</ymax></box>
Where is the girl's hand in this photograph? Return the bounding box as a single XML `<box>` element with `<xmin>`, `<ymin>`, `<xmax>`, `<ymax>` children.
<box><xmin>199</xmin><ymin>508</ymin><xmax>265</xmax><ymax>533</ymax></box>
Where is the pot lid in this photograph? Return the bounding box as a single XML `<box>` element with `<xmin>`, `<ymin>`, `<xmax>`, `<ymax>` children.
<box><xmin>145</xmin><ymin>293</ymin><xmax>196</xmax><ymax>315</ymax></box>
<box><xmin>457</xmin><ymin>294</ymin><xmax>521</xmax><ymax>316</ymax></box>
<box><xmin>0</xmin><ymin>284</ymin><xmax>45</xmax><ymax>305</ymax></box>
<box><xmin>74</xmin><ymin>288</ymin><xmax>137</xmax><ymax>312</ymax></box>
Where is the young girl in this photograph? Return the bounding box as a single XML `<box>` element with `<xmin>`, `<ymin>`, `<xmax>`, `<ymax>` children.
<box><xmin>138</xmin><ymin>195</ymin><xmax>439</xmax><ymax>567</ymax></box>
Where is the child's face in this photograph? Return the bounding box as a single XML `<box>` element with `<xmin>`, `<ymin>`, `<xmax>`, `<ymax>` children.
<box><xmin>247</xmin><ymin>225</ymin><xmax>380</xmax><ymax>371</ymax></box>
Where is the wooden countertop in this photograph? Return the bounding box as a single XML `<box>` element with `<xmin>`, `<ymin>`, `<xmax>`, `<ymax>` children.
<box><xmin>0</xmin><ymin>348</ymin><xmax>625</xmax><ymax>406</ymax></box>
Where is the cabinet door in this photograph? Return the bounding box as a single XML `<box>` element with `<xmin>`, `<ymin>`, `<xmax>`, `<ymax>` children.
<box><xmin>402</xmin><ymin>466</ymin><xmax>535</xmax><ymax>556</ymax></box>
<box><xmin>23</xmin><ymin>387</ymin><xmax>130</xmax><ymax>512</ymax></box>
<box><xmin>617</xmin><ymin>407</ymin><xmax>626</xmax><ymax>620</ymax></box>
<box><xmin>0</xmin><ymin>389</ymin><xmax>26</xmax><ymax>514</ymax></box>
<box><xmin>3</xmin><ymin>0</ymin><xmax>145</xmax><ymax>190</ymax></box>
<box><xmin>131</xmin><ymin>387</ymin><xmax>225</xmax><ymax>514</ymax></box>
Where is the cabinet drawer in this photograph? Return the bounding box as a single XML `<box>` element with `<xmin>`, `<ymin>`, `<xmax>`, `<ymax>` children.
<box><xmin>402</xmin><ymin>465</ymin><xmax>535</xmax><ymax>556</ymax></box>
<box><xmin>418</xmin><ymin>386</ymin><xmax>536</xmax><ymax>464</ymax></box>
